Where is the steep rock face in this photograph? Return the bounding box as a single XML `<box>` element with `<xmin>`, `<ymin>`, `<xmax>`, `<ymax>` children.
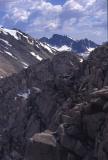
<box><xmin>80</xmin><ymin>45</ymin><xmax>108</xmax><ymax>91</ymax></box>
<box><xmin>25</xmin><ymin>44</ymin><xmax>108</xmax><ymax>160</ymax></box>
<box><xmin>0</xmin><ymin>52</ymin><xmax>81</xmax><ymax>160</ymax></box>
<box><xmin>26</xmin><ymin>87</ymin><xmax>108</xmax><ymax>160</ymax></box>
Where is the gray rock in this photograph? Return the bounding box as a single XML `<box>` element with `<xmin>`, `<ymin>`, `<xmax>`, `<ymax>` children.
<box><xmin>103</xmin><ymin>102</ymin><xmax>108</xmax><ymax>112</ymax></box>
<box><xmin>25</xmin><ymin>132</ymin><xmax>60</xmax><ymax>160</ymax></box>
<box><xmin>60</xmin><ymin>134</ymin><xmax>87</xmax><ymax>157</ymax></box>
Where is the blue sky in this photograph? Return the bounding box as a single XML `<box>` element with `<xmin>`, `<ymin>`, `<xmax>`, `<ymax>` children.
<box><xmin>0</xmin><ymin>0</ymin><xmax>107</xmax><ymax>43</ymax></box>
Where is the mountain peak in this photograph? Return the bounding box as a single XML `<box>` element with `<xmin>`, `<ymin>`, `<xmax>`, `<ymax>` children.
<box><xmin>51</xmin><ymin>34</ymin><xmax>74</xmax><ymax>40</ymax></box>
<box><xmin>40</xmin><ymin>34</ymin><xmax>99</xmax><ymax>54</ymax></box>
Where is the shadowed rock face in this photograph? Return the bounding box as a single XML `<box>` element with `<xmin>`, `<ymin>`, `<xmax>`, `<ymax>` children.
<box><xmin>25</xmin><ymin>44</ymin><xmax>108</xmax><ymax>160</ymax></box>
<box><xmin>0</xmin><ymin>52</ymin><xmax>81</xmax><ymax>160</ymax></box>
<box><xmin>25</xmin><ymin>86</ymin><xmax>108</xmax><ymax>160</ymax></box>
<box><xmin>0</xmin><ymin>44</ymin><xmax>107</xmax><ymax>160</ymax></box>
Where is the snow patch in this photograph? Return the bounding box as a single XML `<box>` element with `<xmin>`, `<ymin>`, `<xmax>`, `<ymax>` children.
<box><xmin>3</xmin><ymin>28</ymin><xmax>19</xmax><ymax>40</ymax></box>
<box><xmin>0</xmin><ymin>38</ymin><xmax>12</xmax><ymax>47</ymax></box>
<box><xmin>30</xmin><ymin>51</ymin><xmax>36</xmax><ymax>57</ymax></box>
<box><xmin>21</xmin><ymin>62</ymin><xmax>29</xmax><ymax>68</ymax></box>
<box><xmin>36</xmin><ymin>45</ymin><xmax>40</xmax><ymax>48</ymax></box>
<box><xmin>87</xmin><ymin>47</ymin><xmax>95</xmax><ymax>52</ymax></box>
<box><xmin>0</xmin><ymin>27</ymin><xmax>29</xmax><ymax>41</ymax></box>
<box><xmin>27</xmin><ymin>39</ymin><xmax>34</xmax><ymax>45</ymax></box>
<box><xmin>79</xmin><ymin>58</ymin><xmax>83</xmax><ymax>63</ymax></box>
<box><xmin>17</xmin><ymin>89</ymin><xmax>30</xmax><ymax>99</ymax></box>
<box><xmin>53</xmin><ymin>45</ymin><xmax>71</xmax><ymax>52</ymax></box>
<box><xmin>36</xmin><ymin>55</ymin><xmax>43</xmax><ymax>61</ymax></box>
<box><xmin>19</xmin><ymin>32</ymin><xmax>28</xmax><ymax>39</ymax></box>
<box><xmin>79</xmin><ymin>48</ymin><xmax>95</xmax><ymax>59</ymax></box>
<box><xmin>40</xmin><ymin>42</ymin><xmax>53</xmax><ymax>53</ymax></box>
<box><xmin>30</xmin><ymin>52</ymin><xmax>43</xmax><ymax>61</ymax></box>
<box><xmin>0</xmin><ymin>28</ymin><xmax>8</xmax><ymax>35</ymax></box>
<box><xmin>68</xmin><ymin>36</ymin><xmax>73</xmax><ymax>40</ymax></box>
<box><xmin>5</xmin><ymin>51</ymin><xmax>17</xmax><ymax>59</ymax></box>
<box><xmin>80</xmin><ymin>52</ymin><xmax>90</xmax><ymax>59</ymax></box>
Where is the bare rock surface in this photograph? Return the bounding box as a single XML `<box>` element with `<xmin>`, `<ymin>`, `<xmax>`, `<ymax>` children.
<box><xmin>0</xmin><ymin>44</ymin><xmax>107</xmax><ymax>160</ymax></box>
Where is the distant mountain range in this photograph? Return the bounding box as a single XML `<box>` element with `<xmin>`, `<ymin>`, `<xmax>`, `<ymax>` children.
<box><xmin>40</xmin><ymin>34</ymin><xmax>99</xmax><ymax>54</ymax></box>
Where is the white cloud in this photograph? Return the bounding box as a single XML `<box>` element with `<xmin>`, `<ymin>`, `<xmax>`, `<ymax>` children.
<box><xmin>28</xmin><ymin>17</ymin><xmax>60</xmax><ymax>32</ymax></box>
<box><xmin>3</xmin><ymin>0</ymin><xmax>31</xmax><ymax>22</ymax></box>
<box><xmin>10</xmin><ymin>8</ymin><xmax>30</xmax><ymax>22</ymax></box>
<box><xmin>86</xmin><ymin>0</ymin><xmax>96</xmax><ymax>7</ymax></box>
<box><xmin>63</xmin><ymin>0</ymin><xmax>96</xmax><ymax>12</ymax></box>
<box><xmin>63</xmin><ymin>0</ymin><xmax>83</xmax><ymax>11</ymax></box>
<box><xmin>3</xmin><ymin>0</ymin><xmax>62</xmax><ymax>23</ymax></box>
<box><xmin>46</xmin><ymin>20</ymin><xmax>60</xmax><ymax>30</ymax></box>
<box><xmin>30</xmin><ymin>1</ymin><xmax>62</xmax><ymax>15</ymax></box>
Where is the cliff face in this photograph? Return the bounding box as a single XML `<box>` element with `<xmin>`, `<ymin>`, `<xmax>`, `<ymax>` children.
<box><xmin>0</xmin><ymin>45</ymin><xmax>107</xmax><ymax>160</ymax></box>
<box><xmin>26</xmin><ymin>87</ymin><xmax>108</xmax><ymax>160</ymax></box>
<box><xmin>0</xmin><ymin>51</ymin><xmax>81</xmax><ymax>160</ymax></box>
<box><xmin>25</xmin><ymin>45</ymin><xmax>108</xmax><ymax>160</ymax></box>
<box><xmin>81</xmin><ymin>45</ymin><xmax>108</xmax><ymax>90</ymax></box>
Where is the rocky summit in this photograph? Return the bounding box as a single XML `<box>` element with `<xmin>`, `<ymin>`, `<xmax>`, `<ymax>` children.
<box><xmin>0</xmin><ymin>39</ymin><xmax>107</xmax><ymax>160</ymax></box>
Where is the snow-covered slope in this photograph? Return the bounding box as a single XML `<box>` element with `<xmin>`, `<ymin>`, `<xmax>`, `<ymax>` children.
<box><xmin>0</xmin><ymin>27</ymin><xmax>57</xmax><ymax>77</ymax></box>
<box><xmin>53</xmin><ymin>45</ymin><xmax>71</xmax><ymax>52</ymax></box>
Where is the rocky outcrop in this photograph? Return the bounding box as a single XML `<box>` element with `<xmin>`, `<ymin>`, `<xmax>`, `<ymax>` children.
<box><xmin>0</xmin><ymin>51</ymin><xmax>81</xmax><ymax>160</ymax></box>
<box><xmin>25</xmin><ymin>44</ymin><xmax>108</xmax><ymax>160</ymax></box>
<box><xmin>25</xmin><ymin>132</ymin><xmax>60</xmax><ymax>160</ymax></box>
<box><xmin>26</xmin><ymin>86</ymin><xmax>108</xmax><ymax>160</ymax></box>
<box><xmin>0</xmin><ymin>44</ymin><xmax>107</xmax><ymax>160</ymax></box>
<box><xmin>81</xmin><ymin>45</ymin><xmax>108</xmax><ymax>90</ymax></box>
